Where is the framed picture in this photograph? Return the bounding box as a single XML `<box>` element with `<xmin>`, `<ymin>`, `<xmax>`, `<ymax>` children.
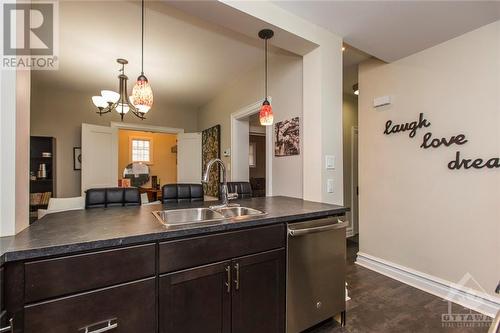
<box><xmin>73</xmin><ymin>147</ymin><xmax>82</xmax><ymax>170</ymax></box>
<box><xmin>275</xmin><ymin>117</ymin><xmax>300</xmax><ymax>157</ymax></box>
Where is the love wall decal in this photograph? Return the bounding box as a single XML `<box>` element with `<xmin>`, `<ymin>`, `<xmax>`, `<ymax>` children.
<box><xmin>383</xmin><ymin>113</ymin><xmax>499</xmax><ymax>170</ymax></box>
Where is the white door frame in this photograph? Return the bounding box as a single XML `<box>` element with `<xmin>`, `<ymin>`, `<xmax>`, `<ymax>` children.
<box><xmin>230</xmin><ymin>99</ymin><xmax>273</xmax><ymax>196</ymax></box>
<box><xmin>110</xmin><ymin>121</ymin><xmax>184</xmax><ymax>134</ymax></box>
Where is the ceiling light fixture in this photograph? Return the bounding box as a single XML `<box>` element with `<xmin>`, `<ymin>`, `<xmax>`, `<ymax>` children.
<box><xmin>353</xmin><ymin>83</ymin><xmax>359</xmax><ymax>96</ymax></box>
<box><xmin>258</xmin><ymin>29</ymin><xmax>274</xmax><ymax>126</ymax></box>
<box><xmin>92</xmin><ymin>58</ymin><xmax>147</xmax><ymax>121</ymax></box>
<box><xmin>131</xmin><ymin>0</ymin><xmax>153</xmax><ymax>113</ymax></box>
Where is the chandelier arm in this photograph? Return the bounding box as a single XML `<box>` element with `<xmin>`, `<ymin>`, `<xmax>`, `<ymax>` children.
<box><xmin>129</xmin><ymin>103</ymin><xmax>146</xmax><ymax>120</ymax></box>
<box><xmin>96</xmin><ymin>107</ymin><xmax>112</xmax><ymax>116</ymax></box>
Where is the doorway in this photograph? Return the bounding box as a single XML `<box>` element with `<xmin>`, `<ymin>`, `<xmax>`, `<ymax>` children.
<box><xmin>249</xmin><ymin>114</ymin><xmax>266</xmax><ymax>197</ymax></box>
<box><xmin>231</xmin><ymin>100</ymin><xmax>273</xmax><ymax>196</ymax></box>
<box><xmin>117</xmin><ymin>129</ymin><xmax>178</xmax><ymax>202</ymax></box>
<box><xmin>81</xmin><ymin>122</ymin><xmax>202</xmax><ymax>198</ymax></box>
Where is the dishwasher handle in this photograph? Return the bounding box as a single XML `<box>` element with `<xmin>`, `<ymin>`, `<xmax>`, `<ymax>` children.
<box><xmin>288</xmin><ymin>219</ymin><xmax>349</xmax><ymax>237</ymax></box>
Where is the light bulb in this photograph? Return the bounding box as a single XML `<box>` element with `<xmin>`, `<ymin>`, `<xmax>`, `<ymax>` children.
<box><xmin>101</xmin><ymin>90</ymin><xmax>120</xmax><ymax>104</ymax></box>
<box><xmin>116</xmin><ymin>103</ymin><xmax>130</xmax><ymax>114</ymax></box>
<box><xmin>92</xmin><ymin>96</ymin><xmax>107</xmax><ymax>108</ymax></box>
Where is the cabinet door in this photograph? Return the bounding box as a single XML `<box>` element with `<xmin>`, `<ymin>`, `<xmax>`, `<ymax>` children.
<box><xmin>232</xmin><ymin>248</ymin><xmax>285</xmax><ymax>333</ymax></box>
<box><xmin>159</xmin><ymin>261</ymin><xmax>231</xmax><ymax>333</ymax></box>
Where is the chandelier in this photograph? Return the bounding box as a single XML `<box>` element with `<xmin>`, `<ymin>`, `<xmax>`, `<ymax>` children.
<box><xmin>92</xmin><ymin>58</ymin><xmax>148</xmax><ymax>120</ymax></box>
<box><xmin>91</xmin><ymin>0</ymin><xmax>153</xmax><ymax>120</ymax></box>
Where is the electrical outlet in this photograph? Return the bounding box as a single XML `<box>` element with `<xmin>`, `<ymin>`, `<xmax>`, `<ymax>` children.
<box><xmin>327</xmin><ymin>179</ymin><xmax>334</xmax><ymax>193</ymax></box>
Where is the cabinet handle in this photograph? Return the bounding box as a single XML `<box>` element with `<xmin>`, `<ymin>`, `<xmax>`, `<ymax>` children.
<box><xmin>0</xmin><ymin>311</ymin><xmax>13</xmax><ymax>333</ymax></box>
<box><xmin>234</xmin><ymin>263</ymin><xmax>240</xmax><ymax>290</ymax></box>
<box><xmin>225</xmin><ymin>265</ymin><xmax>231</xmax><ymax>293</ymax></box>
<box><xmin>79</xmin><ymin>318</ymin><xmax>117</xmax><ymax>333</ymax></box>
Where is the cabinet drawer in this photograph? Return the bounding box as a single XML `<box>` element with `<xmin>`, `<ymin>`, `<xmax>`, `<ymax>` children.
<box><xmin>24</xmin><ymin>278</ymin><xmax>156</xmax><ymax>333</ymax></box>
<box><xmin>25</xmin><ymin>244</ymin><xmax>156</xmax><ymax>303</ymax></box>
<box><xmin>159</xmin><ymin>224</ymin><xmax>285</xmax><ymax>273</ymax></box>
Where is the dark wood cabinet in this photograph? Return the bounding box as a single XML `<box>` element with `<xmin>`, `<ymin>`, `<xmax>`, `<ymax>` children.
<box><xmin>160</xmin><ymin>248</ymin><xmax>286</xmax><ymax>333</ymax></box>
<box><xmin>24</xmin><ymin>278</ymin><xmax>156</xmax><ymax>333</ymax></box>
<box><xmin>159</xmin><ymin>261</ymin><xmax>232</xmax><ymax>333</ymax></box>
<box><xmin>231</xmin><ymin>249</ymin><xmax>286</xmax><ymax>333</ymax></box>
<box><xmin>3</xmin><ymin>223</ymin><xmax>289</xmax><ymax>333</ymax></box>
<box><xmin>29</xmin><ymin>136</ymin><xmax>56</xmax><ymax>224</ymax></box>
<box><xmin>0</xmin><ymin>267</ymin><xmax>4</xmax><ymax>312</ymax></box>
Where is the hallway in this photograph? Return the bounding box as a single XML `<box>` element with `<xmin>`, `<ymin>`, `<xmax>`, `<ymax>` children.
<box><xmin>311</xmin><ymin>239</ymin><xmax>490</xmax><ymax>333</ymax></box>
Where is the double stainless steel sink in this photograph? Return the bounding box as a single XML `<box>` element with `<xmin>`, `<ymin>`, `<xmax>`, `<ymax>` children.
<box><xmin>152</xmin><ymin>207</ymin><xmax>267</xmax><ymax>227</ymax></box>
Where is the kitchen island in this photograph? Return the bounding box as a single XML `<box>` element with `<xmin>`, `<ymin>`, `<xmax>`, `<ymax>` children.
<box><xmin>0</xmin><ymin>196</ymin><xmax>347</xmax><ymax>333</ymax></box>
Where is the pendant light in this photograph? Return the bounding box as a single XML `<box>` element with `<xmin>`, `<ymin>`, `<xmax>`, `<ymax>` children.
<box><xmin>258</xmin><ymin>29</ymin><xmax>274</xmax><ymax>126</ymax></box>
<box><xmin>131</xmin><ymin>0</ymin><xmax>153</xmax><ymax>113</ymax></box>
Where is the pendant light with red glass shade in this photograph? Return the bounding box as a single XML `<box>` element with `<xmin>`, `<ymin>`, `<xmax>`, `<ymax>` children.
<box><xmin>258</xmin><ymin>29</ymin><xmax>274</xmax><ymax>126</ymax></box>
<box><xmin>131</xmin><ymin>0</ymin><xmax>153</xmax><ymax>114</ymax></box>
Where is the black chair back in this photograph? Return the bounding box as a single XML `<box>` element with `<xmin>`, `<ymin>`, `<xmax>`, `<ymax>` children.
<box><xmin>226</xmin><ymin>182</ymin><xmax>253</xmax><ymax>199</ymax></box>
<box><xmin>85</xmin><ymin>187</ymin><xmax>141</xmax><ymax>208</ymax></box>
<box><xmin>162</xmin><ymin>184</ymin><xmax>204</xmax><ymax>203</ymax></box>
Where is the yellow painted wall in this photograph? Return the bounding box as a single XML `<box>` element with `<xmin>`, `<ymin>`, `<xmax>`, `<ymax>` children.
<box><xmin>118</xmin><ymin>130</ymin><xmax>177</xmax><ymax>188</ymax></box>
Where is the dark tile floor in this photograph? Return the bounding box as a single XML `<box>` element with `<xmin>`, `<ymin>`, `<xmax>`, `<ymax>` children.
<box><xmin>309</xmin><ymin>237</ymin><xmax>491</xmax><ymax>333</ymax></box>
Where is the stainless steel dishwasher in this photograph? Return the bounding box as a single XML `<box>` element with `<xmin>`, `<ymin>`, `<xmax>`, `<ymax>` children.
<box><xmin>287</xmin><ymin>216</ymin><xmax>348</xmax><ymax>333</ymax></box>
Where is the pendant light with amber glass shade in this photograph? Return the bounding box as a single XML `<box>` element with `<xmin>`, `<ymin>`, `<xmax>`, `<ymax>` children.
<box><xmin>258</xmin><ymin>29</ymin><xmax>274</xmax><ymax>126</ymax></box>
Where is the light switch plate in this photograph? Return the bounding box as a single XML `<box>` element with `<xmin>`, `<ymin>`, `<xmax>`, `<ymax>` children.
<box><xmin>327</xmin><ymin>179</ymin><xmax>334</xmax><ymax>193</ymax></box>
<box><xmin>325</xmin><ymin>155</ymin><xmax>335</xmax><ymax>169</ymax></box>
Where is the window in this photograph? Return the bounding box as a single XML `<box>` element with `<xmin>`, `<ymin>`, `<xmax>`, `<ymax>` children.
<box><xmin>249</xmin><ymin>142</ymin><xmax>256</xmax><ymax>167</ymax></box>
<box><xmin>131</xmin><ymin>139</ymin><xmax>151</xmax><ymax>163</ymax></box>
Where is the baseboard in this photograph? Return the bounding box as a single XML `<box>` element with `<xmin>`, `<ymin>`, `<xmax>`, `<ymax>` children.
<box><xmin>355</xmin><ymin>252</ymin><xmax>500</xmax><ymax>318</ymax></box>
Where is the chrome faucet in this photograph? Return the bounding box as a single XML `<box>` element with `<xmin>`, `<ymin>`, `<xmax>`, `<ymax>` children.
<box><xmin>202</xmin><ymin>158</ymin><xmax>239</xmax><ymax>209</ymax></box>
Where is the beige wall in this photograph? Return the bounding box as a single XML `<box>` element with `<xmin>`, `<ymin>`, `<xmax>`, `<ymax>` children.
<box><xmin>358</xmin><ymin>21</ymin><xmax>500</xmax><ymax>296</ymax></box>
<box><xmin>31</xmin><ymin>84</ymin><xmax>198</xmax><ymax>197</ymax></box>
<box><xmin>118</xmin><ymin>130</ymin><xmax>177</xmax><ymax>188</ymax></box>
<box><xmin>198</xmin><ymin>51</ymin><xmax>303</xmax><ymax>198</ymax></box>
<box><xmin>342</xmin><ymin>93</ymin><xmax>358</xmax><ymax>225</ymax></box>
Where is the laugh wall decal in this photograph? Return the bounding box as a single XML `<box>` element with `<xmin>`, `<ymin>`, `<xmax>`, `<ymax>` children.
<box><xmin>383</xmin><ymin>113</ymin><xmax>499</xmax><ymax>170</ymax></box>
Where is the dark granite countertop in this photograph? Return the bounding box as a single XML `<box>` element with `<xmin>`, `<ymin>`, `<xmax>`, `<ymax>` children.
<box><xmin>0</xmin><ymin>196</ymin><xmax>347</xmax><ymax>264</ymax></box>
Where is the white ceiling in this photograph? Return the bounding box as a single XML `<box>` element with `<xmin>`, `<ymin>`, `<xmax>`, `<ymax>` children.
<box><xmin>33</xmin><ymin>1</ymin><xmax>287</xmax><ymax>109</ymax></box>
<box><xmin>273</xmin><ymin>1</ymin><xmax>500</xmax><ymax>62</ymax></box>
<box><xmin>343</xmin><ymin>44</ymin><xmax>371</xmax><ymax>95</ymax></box>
